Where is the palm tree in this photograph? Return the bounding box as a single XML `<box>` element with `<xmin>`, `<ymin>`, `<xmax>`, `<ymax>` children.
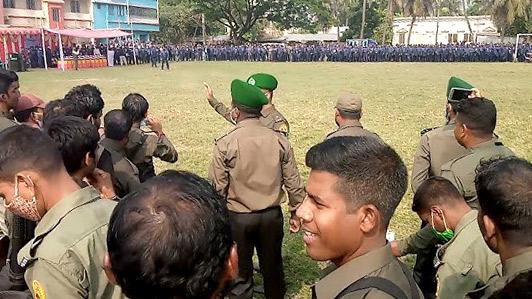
<box><xmin>462</xmin><ymin>0</ymin><xmax>473</xmax><ymax>38</ymax></box>
<box><xmin>403</xmin><ymin>0</ymin><xmax>434</xmax><ymax>45</ymax></box>
<box><xmin>382</xmin><ymin>0</ymin><xmax>401</xmax><ymax>43</ymax></box>
<box><xmin>482</xmin><ymin>0</ymin><xmax>530</xmax><ymax>41</ymax></box>
<box><xmin>435</xmin><ymin>0</ymin><xmax>441</xmax><ymax>44</ymax></box>
<box><xmin>360</xmin><ymin>0</ymin><xmax>368</xmax><ymax>38</ymax></box>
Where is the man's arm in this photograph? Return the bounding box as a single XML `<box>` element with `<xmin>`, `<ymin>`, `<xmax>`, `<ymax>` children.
<box><xmin>411</xmin><ymin>134</ymin><xmax>431</xmax><ymax>193</ymax></box>
<box><xmin>208</xmin><ymin>142</ymin><xmax>230</xmax><ymax>199</ymax></box>
<box><xmin>394</xmin><ymin>225</ymin><xmax>438</xmax><ymax>256</ymax></box>
<box><xmin>280</xmin><ymin>140</ymin><xmax>305</xmax><ymax>211</ymax></box>
<box><xmin>153</xmin><ymin>135</ymin><xmax>178</xmax><ymax>163</ymax></box>
<box><xmin>25</xmin><ymin>259</ymin><xmax>87</xmax><ymax>299</ymax></box>
<box><xmin>204</xmin><ymin>82</ymin><xmax>233</xmax><ymax>124</ymax></box>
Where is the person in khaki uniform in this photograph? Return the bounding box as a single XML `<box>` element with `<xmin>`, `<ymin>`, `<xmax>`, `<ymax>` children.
<box><xmin>468</xmin><ymin>157</ymin><xmax>532</xmax><ymax>299</ymax></box>
<box><xmin>99</xmin><ymin>109</ymin><xmax>141</xmax><ymax>198</ymax></box>
<box><xmin>122</xmin><ymin>93</ymin><xmax>178</xmax><ymax>182</ymax></box>
<box><xmin>296</xmin><ymin>136</ymin><xmax>422</xmax><ymax>299</ymax></box>
<box><xmin>411</xmin><ymin>77</ymin><xmax>477</xmax><ymax>193</ymax></box>
<box><xmin>440</xmin><ymin>97</ymin><xmax>514</xmax><ymax>208</ymax></box>
<box><xmin>410</xmin><ymin>177</ymin><xmax>500</xmax><ymax>299</ymax></box>
<box><xmin>0</xmin><ymin>126</ymin><xmax>123</xmax><ymax>299</ymax></box>
<box><xmin>209</xmin><ymin>79</ymin><xmax>305</xmax><ymax>299</ymax></box>
<box><xmin>204</xmin><ymin>73</ymin><xmax>290</xmax><ymax>137</ymax></box>
<box><xmin>326</xmin><ymin>92</ymin><xmax>378</xmax><ymax>139</ymax></box>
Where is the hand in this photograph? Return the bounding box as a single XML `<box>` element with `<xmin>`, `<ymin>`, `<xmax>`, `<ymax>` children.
<box><xmin>203</xmin><ymin>82</ymin><xmax>215</xmax><ymax>101</ymax></box>
<box><xmin>289</xmin><ymin>214</ymin><xmax>301</xmax><ymax>234</ymax></box>
<box><xmin>469</xmin><ymin>88</ymin><xmax>482</xmax><ymax>98</ymax></box>
<box><xmin>146</xmin><ymin>116</ymin><xmax>163</xmax><ymax>135</ymax></box>
<box><xmin>87</xmin><ymin>168</ymin><xmax>116</xmax><ymax>200</ymax></box>
<box><xmin>390</xmin><ymin>240</ymin><xmax>402</xmax><ymax>257</ymax></box>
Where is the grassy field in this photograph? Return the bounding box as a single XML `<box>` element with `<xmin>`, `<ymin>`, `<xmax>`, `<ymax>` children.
<box><xmin>19</xmin><ymin>62</ymin><xmax>532</xmax><ymax>298</ymax></box>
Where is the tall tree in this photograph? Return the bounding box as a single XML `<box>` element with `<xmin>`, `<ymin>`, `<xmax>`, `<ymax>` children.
<box><xmin>403</xmin><ymin>0</ymin><xmax>434</xmax><ymax>45</ymax></box>
<box><xmin>361</xmin><ymin>0</ymin><xmax>369</xmax><ymax>38</ymax></box>
<box><xmin>482</xmin><ymin>0</ymin><xmax>531</xmax><ymax>39</ymax></box>
<box><xmin>462</xmin><ymin>0</ymin><xmax>474</xmax><ymax>37</ymax></box>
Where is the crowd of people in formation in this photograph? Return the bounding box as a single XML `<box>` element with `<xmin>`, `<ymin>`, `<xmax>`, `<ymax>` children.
<box><xmin>23</xmin><ymin>41</ymin><xmax>532</xmax><ymax>68</ymax></box>
<box><xmin>0</xmin><ymin>68</ymin><xmax>531</xmax><ymax>299</ymax></box>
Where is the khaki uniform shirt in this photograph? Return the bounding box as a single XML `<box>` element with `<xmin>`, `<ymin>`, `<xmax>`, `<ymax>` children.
<box><xmin>312</xmin><ymin>244</ymin><xmax>423</xmax><ymax>299</ymax></box>
<box><xmin>126</xmin><ymin>124</ymin><xmax>178</xmax><ymax>182</ymax></box>
<box><xmin>476</xmin><ymin>249</ymin><xmax>532</xmax><ymax>298</ymax></box>
<box><xmin>17</xmin><ymin>187</ymin><xmax>124</xmax><ymax>299</ymax></box>
<box><xmin>441</xmin><ymin>139</ymin><xmax>514</xmax><ymax>208</ymax></box>
<box><xmin>411</xmin><ymin>122</ymin><xmax>469</xmax><ymax>193</ymax></box>
<box><xmin>435</xmin><ymin>210</ymin><xmax>500</xmax><ymax>299</ymax></box>
<box><xmin>208</xmin><ymin>97</ymin><xmax>290</xmax><ymax>136</ymax></box>
<box><xmin>99</xmin><ymin>138</ymin><xmax>141</xmax><ymax>198</ymax></box>
<box><xmin>0</xmin><ymin>113</ymin><xmax>18</xmax><ymax>238</ymax></box>
<box><xmin>208</xmin><ymin>118</ymin><xmax>305</xmax><ymax>213</ymax></box>
<box><xmin>326</xmin><ymin>120</ymin><xmax>379</xmax><ymax>140</ymax></box>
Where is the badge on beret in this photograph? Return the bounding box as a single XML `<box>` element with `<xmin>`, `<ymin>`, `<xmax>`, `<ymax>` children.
<box><xmin>32</xmin><ymin>280</ymin><xmax>46</xmax><ymax>299</ymax></box>
<box><xmin>248</xmin><ymin>78</ymin><xmax>256</xmax><ymax>86</ymax></box>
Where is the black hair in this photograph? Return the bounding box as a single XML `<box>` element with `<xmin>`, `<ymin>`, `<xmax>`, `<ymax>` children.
<box><xmin>122</xmin><ymin>93</ymin><xmax>149</xmax><ymax>123</ymax></box>
<box><xmin>42</xmin><ymin>99</ymin><xmax>66</xmax><ymax>127</ymax></box>
<box><xmin>107</xmin><ymin>170</ymin><xmax>232</xmax><ymax>299</ymax></box>
<box><xmin>0</xmin><ymin>126</ymin><xmax>63</xmax><ymax>180</ymax></box>
<box><xmin>455</xmin><ymin>97</ymin><xmax>496</xmax><ymax>137</ymax></box>
<box><xmin>0</xmin><ymin>70</ymin><xmax>18</xmax><ymax>95</ymax></box>
<box><xmin>14</xmin><ymin>107</ymin><xmax>38</xmax><ymax>123</ymax></box>
<box><xmin>475</xmin><ymin>157</ymin><xmax>532</xmax><ymax>247</ymax></box>
<box><xmin>63</xmin><ymin>84</ymin><xmax>104</xmax><ymax>119</ymax></box>
<box><xmin>412</xmin><ymin>177</ymin><xmax>464</xmax><ymax>213</ymax></box>
<box><xmin>338</xmin><ymin>109</ymin><xmax>361</xmax><ymax>120</ymax></box>
<box><xmin>306</xmin><ymin>136</ymin><xmax>407</xmax><ymax>227</ymax></box>
<box><xmin>44</xmin><ymin>116</ymin><xmax>100</xmax><ymax>175</ymax></box>
<box><xmin>233</xmin><ymin>103</ymin><xmax>262</xmax><ymax>117</ymax></box>
<box><xmin>104</xmin><ymin>109</ymin><xmax>132</xmax><ymax>141</ymax></box>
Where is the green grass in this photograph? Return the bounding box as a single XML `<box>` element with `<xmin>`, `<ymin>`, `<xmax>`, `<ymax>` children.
<box><xmin>19</xmin><ymin>62</ymin><xmax>532</xmax><ymax>298</ymax></box>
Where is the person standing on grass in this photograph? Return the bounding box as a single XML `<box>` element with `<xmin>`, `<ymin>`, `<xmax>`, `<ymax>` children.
<box><xmin>160</xmin><ymin>45</ymin><xmax>170</xmax><ymax>70</ymax></box>
<box><xmin>209</xmin><ymin>79</ymin><xmax>305</xmax><ymax>299</ymax></box>
<box><xmin>325</xmin><ymin>92</ymin><xmax>379</xmax><ymax>140</ymax></box>
<box><xmin>296</xmin><ymin>136</ymin><xmax>422</xmax><ymax>299</ymax></box>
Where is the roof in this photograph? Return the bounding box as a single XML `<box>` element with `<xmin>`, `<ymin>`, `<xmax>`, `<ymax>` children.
<box><xmin>0</xmin><ymin>27</ymin><xmax>131</xmax><ymax>38</ymax></box>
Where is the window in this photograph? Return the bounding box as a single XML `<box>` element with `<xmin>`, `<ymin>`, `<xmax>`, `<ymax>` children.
<box><xmin>129</xmin><ymin>6</ymin><xmax>157</xmax><ymax>19</ymax></box>
<box><xmin>3</xmin><ymin>0</ymin><xmax>14</xmax><ymax>8</ymax></box>
<box><xmin>448</xmin><ymin>33</ymin><xmax>458</xmax><ymax>44</ymax></box>
<box><xmin>464</xmin><ymin>33</ymin><xmax>474</xmax><ymax>43</ymax></box>
<box><xmin>26</xmin><ymin>0</ymin><xmax>35</xmax><ymax>9</ymax></box>
<box><xmin>96</xmin><ymin>3</ymin><xmax>101</xmax><ymax>9</ymax></box>
<box><xmin>52</xmin><ymin>8</ymin><xmax>60</xmax><ymax>22</ymax></box>
<box><xmin>118</xmin><ymin>6</ymin><xmax>125</xmax><ymax>16</ymax></box>
<box><xmin>108</xmin><ymin>5</ymin><xmax>115</xmax><ymax>15</ymax></box>
<box><xmin>399</xmin><ymin>33</ymin><xmax>405</xmax><ymax>45</ymax></box>
<box><xmin>70</xmin><ymin>0</ymin><xmax>80</xmax><ymax>13</ymax></box>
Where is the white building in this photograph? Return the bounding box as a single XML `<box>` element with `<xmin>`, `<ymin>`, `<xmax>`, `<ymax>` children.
<box><xmin>392</xmin><ymin>15</ymin><xmax>499</xmax><ymax>45</ymax></box>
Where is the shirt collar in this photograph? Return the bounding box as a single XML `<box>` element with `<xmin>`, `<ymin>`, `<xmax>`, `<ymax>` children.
<box><xmin>503</xmin><ymin>248</ymin><xmax>532</xmax><ymax>278</ymax></box>
<box><xmin>35</xmin><ymin>186</ymin><xmax>101</xmax><ymax>237</ymax></box>
<box><xmin>455</xmin><ymin>210</ymin><xmax>478</xmax><ymax>235</ymax></box>
<box><xmin>261</xmin><ymin>105</ymin><xmax>276</xmax><ymax>117</ymax></box>
<box><xmin>236</xmin><ymin>118</ymin><xmax>262</xmax><ymax>128</ymax></box>
<box><xmin>100</xmin><ymin>138</ymin><xmax>127</xmax><ymax>155</ymax></box>
<box><xmin>313</xmin><ymin>244</ymin><xmax>395</xmax><ymax>299</ymax></box>
<box><xmin>338</xmin><ymin>120</ymin><xmax>363</xmax><ymax>131</ymax></box>
<box><xmin>471</xmin><ymin>138</ymin><xmax>498</xmax><ymax>151</ymax></box>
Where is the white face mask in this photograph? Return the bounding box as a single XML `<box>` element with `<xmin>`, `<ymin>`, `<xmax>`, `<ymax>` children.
<box><xmin>4</xmin><ymin>177</ymin><xmax>42</xmax><ymax>222</ymax></box>
<box><xmin>229</xmin><ymin>108</ymin><xmax>238</xmax><ymax>125</ymax></box>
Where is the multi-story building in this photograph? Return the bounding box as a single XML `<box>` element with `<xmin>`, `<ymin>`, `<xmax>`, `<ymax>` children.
<box><xmin>2</xmin><ymin>0</ymin><xmax>92</xmax><ymax>29</ymax></box>
<box><xmin>92</xmin><ymin>0</ymin><xmax>159</xmax><ymax>41</ymax></box>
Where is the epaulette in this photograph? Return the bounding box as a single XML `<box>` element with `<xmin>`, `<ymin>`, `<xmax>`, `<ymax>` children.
<box><xmin>214</xmin><ymin>126</ymin><xmax>241</xmax><ymax>143</ymax></box>
<box><xmin>420</xmin><ymin>127</ymin><xmax>438</xmax><ymax>136</ymax></box>
<box><xmin>495</xmin><ymin>141</ymin><xmax>504</xmax><ymax>146</ymax></box>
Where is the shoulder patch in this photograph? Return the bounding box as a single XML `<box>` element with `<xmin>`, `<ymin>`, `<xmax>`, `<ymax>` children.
<box><xmin>32</xmin><ymin>280</ymin><xmax>46</xmax><ymax>299</ymax></box>
<box><xmin>420</xmin><ymin>127</ymin><xmax>438</xmax><ymax>136</ymax></box>
<box><xmin>275</xmin><ymin>123</ymin><xmax>289</xmax><ymax>136</ymax></box>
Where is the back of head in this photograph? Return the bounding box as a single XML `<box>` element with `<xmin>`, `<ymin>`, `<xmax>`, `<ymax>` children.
<box><xmin>0</xmin><ymin>70</ymin><xmax>18</xmax><ymax>96</ymax></box>
<box><xmin>63</xmin><ymin>84</ymin><xmax>104</xmax><ymax>119</ymax></box>
<box><xmin>122</xmin><ymin>93</ymin><xmax>149</xmax><ymax>123</ymax></box>
<box><xmin>44</xmin><ymin>116</ymin><xmax>100</xmax><ymax>175</ymax></box>
<box><xmin>107</xmin><ymin>170</ymin><xmax>232</xmax><ymax>299</ymax></box>
<box><xmin>475</xmin><ymin>157</ymin><xmax>532</xmax><ymax>247</ymax></box>
<box><xmin>305</xmin><ymin>136</ymin><xmax>407</xmax><ymax>228</ymax></box>
<box><xmin>43</xmin><ymin>99</ymin><xmax>66</xmax><ymax>127</ymax></box>
<box><xmin>455</xmin><ymin>97</ymin><xmax>496</xmax><ymax>137</ymax></box>
<box><xmin>104</xmin><ymin>109</ymin><xmax>132</xmax><ymax>141</ymax></box>
<box><xmin>0</xmin><ymin>126</ymin><xmax>63</xmax><ymax>181</ymax></box>
<box><xmin>412</xmin><ymin>177</ymin><xmax>464</xmax><ymax>213</ymax></box>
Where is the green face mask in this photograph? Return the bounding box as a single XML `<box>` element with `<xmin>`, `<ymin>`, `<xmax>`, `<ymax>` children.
<box><xmin>431</xmin><ymin>210</ymin><xmax>455</xmax><ymax>242</ymax></box>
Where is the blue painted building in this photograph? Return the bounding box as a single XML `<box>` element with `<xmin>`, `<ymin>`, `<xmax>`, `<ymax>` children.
<box><xmin>92</xmin><ymin>0</ymin><xmax>159</xmax><ymax>41</ymax></box>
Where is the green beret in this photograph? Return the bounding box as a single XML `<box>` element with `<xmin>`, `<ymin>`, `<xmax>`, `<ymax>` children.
<box><xmin>247</xmin><ymin>73</ymin><xmax>278</xmax><ymax>91</ymax></box>
<box><xmin>231</xmin><ymin>79</ymin><xmax>268</xmax><ymax>109</ymax></box>
<box><xmin>447</xmin><ymin>76</ymin><xmax>474</xmax><ymax>99</ymax></box>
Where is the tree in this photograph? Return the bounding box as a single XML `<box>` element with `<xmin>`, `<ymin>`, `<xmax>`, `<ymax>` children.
<box><xmin>482</xmin><ymin>0</ymin><xmax>531</xmax><ymax>39</ymax></box>
<box><xmin>361</xmin><ymin>0</ymin><xmax>369</xmax><ymax>38</ymax></box>
<box><xmin>403</xmin><ymin>0</ymin><xmax>434</xmax><ymax>45</ymax></box>
<box><xmin>461</xmin><ymin>0</ymin><xmax>473</xmax><ymax>37</ymax></box>
<box><xmin>341</xmin><ymin>0</ymin><xmax>389</xmax><ymax>40</ymax></box>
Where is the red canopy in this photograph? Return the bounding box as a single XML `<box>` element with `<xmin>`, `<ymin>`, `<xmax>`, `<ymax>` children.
<box><xmin>45</xmin><ymin>28</ymin><xmax>131</xmax><ymax>39</ymax></box>
<box><xmin>0</xmin><ymin>28</ymin><xmax>42</xmax><ymax>36</ymax></box>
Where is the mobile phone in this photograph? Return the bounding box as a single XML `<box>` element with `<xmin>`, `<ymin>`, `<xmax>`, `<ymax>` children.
<box><xmin>449</xmin><ymin>88</ymin><xmax>472</xmax><ymax>102</ymax></box>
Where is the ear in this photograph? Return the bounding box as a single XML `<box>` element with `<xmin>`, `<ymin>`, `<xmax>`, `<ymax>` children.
<box><xmin>103</xmin><ymin>253</ymin><xmax>118</xmax><ymax>285</ymax></box>
<box><xmin>482</xmin><ymin>215</ymin><xmax>496</xmax><ymax>241</ymax></box>
<box><xmin>84</xmin><ymin>152</ymin><xmax>94</xmax><ymax>169</ymax></box>
<box><xmin>334</xmin><ymin>108</ymin><xmax>340</xmax><ymax>118</ymax></box>
<box><xmin>224</xmin><ymin>244</ymin><xmax>239</xmax><ymax>281</ymax></box>
<box><xmin>358</xmin><ymin>204</ymin><xmax>379</xmax><ymax>233</ymax></box>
